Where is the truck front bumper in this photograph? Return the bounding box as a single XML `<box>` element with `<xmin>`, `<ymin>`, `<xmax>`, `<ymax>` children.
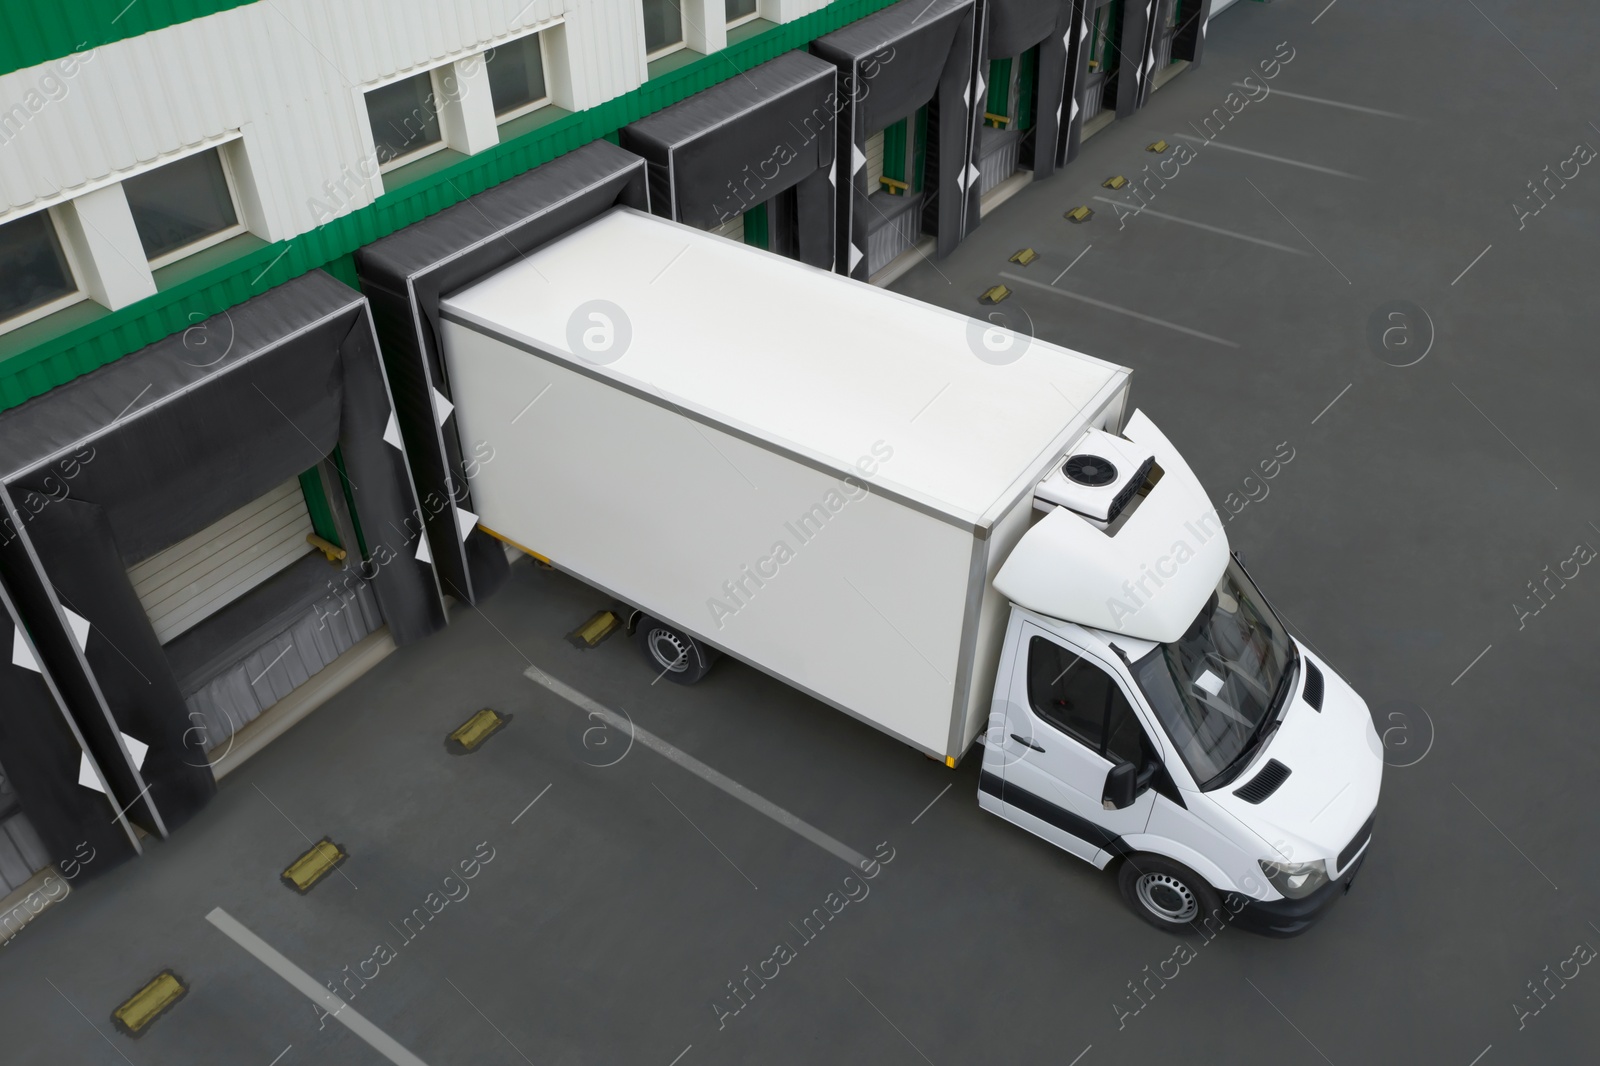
<box><xmin>1229</xmin><ymin>852</ymin><xmax>1366</xmax><ymax>938</ymax></box>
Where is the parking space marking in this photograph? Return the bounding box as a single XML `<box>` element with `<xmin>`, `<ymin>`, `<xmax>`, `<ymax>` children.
<box><xmin>1000</xmin><ymin>273</ymin><xmax>1241</xmax><ymax>348</ymax></box>
<box><xmin>525</xmin><ymin>668</ymin><xmax>872</xmax><ymax>870</ymax></box>
<box><xmin>1168</xmin><ymin>134</ymin><xmax>1365</xmax><ymax>180</ymax></box>
<box><xmin>1088</xmin><ymin>198</ymin><xmax>1310</xmax><ymax>255</ymax></box>
<box><xmin>1233</xmin><ymin>84</ymin><xmax>1414</xmax><ymax>121</ymax></box>
<box><xmin>206</xmin><ymin>908</ymin><xmax>431</xmax><ymax>1066</ymax></box>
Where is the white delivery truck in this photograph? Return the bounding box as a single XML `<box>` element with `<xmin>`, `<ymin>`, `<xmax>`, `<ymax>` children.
<box><xmin>437</xmin><ymin>208</ymin><xmax>1381</xmax><ymax>936</ymax></box>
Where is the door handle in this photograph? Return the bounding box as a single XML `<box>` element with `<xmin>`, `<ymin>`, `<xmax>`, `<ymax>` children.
<box><xmin>1010</xmin><ymin>734</ymin><xmax>1045</xmax><ymax>752</ymax></box>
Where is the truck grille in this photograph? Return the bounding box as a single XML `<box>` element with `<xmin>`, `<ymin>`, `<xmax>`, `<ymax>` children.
<box><xmin>1233</xmin><ymin>759</ymin><xmax>1291</xmax><ymax>803</ymax></box>
<box><xmin>1337</xmin><ymin>814</ymin><xmax>1375</xmax><ymax>874</ymax></box>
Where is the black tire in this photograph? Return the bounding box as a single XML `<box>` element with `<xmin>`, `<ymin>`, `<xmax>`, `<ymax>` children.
<box><xmin>632</xmin><ymin>616</ymin><xmax>717</xmax><ymax>685</ymax></box>
<box><xmin>1117</xmin><ymin>853</ymin><xmax>1225</xmax><ymax>934</ymax></box>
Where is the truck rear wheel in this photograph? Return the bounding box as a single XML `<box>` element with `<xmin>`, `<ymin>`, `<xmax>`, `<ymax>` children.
<box><xmin>1117</xmin><ymin>854</ymin><xmax>1224</xmax><ymax>934</ymax></box>
<box><xmin>633</xmin><ymin>616</ymin><xmax>717</xmax><ymax>685</ymax></box>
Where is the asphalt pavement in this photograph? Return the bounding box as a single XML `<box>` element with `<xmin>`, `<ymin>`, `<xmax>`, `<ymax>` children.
<box><xmin>6</xmin><ymin>1</ymin><xmax>1600</xmax><ymax>1063</ymax></box>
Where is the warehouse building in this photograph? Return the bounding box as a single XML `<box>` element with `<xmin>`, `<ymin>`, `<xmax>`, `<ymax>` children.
<box><xmin>0</xmin><ymin>0</ymin><xmax>1231</xmax><ymax>923</ymax></box>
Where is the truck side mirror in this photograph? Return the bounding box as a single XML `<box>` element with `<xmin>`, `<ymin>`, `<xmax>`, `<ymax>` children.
<box><xmin>1102</xmin><ymin>762</ymin><xmax>1139</xmax><ymax>810</ymax></box>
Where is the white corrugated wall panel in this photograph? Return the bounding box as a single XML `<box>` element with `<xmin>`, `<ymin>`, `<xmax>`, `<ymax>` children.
<box><xmin>128</xmin><ymin>479</ymin><xmax>315</xmax><ymax>644</ymax></box>
<box><xmin>0</xmin><ymin>0</ymin><xmax>643</xmax><ymax>236</ymax></box>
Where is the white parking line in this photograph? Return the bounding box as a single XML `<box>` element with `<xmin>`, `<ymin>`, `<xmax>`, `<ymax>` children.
<box><xmin>206</xmin><ymin>908</ymin><xmax>430</xmax><ymax>1066</ymax></box>
<box><xmin>525</xmin><ymin>668</ymin><xmax>872</xmax><ymax>870</ymax></box>
<box><xmin>999</xmin><ymin>272</ymin><xmax>1242</xmax><ymax>348</ymax></box>
<box><xmin>1169</xmin><ymin>134</ymin><xmax>1365</xmax><ymax>180</ymax></box>
<box><xmin>1234</xmin><ymin>84</ymin><xmax>1414</xmax><ymax>121</ymax></box>
<box><xmin>1090</xmin><ymin>198</ymin><xmax>1310</xmax><ymax>255</ymax></box>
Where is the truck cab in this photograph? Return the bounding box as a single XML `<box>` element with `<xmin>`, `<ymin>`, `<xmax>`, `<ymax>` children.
<box><xmin>979</xmin><ymin>411</ymin><xmax>1382</xmax><ymax>936</ymax></box>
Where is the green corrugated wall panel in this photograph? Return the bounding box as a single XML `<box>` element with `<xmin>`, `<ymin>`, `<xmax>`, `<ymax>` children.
<box><xmin>987</xmin><ymin>58</ymin><xmax>1011</xmax><ymax>119</ymax></box>
<box><xmin>298</xmin><ymin>468</ymin><xmax>340</xmax><ymax>547</ymax></box>
<box><xmin>0</xmin><ymin>0</ymin><xmax>260</xmax><ymax>76</ymax></box>
<box><xmin>320</xmin><ymin>253</ymin><xmax>361</xmax><ymax>291</ymax></box>
<box><xmin>0</xmin><ymin>0</ymin><xmax>900</xmax><ymax>411</ymax></box>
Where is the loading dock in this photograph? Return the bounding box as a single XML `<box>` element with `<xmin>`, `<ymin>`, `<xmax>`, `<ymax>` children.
<box><xmin>620</xmin><ymin>52</ymin><xmax>838</xmax><ymax>269</ymax></box>
<box><xmin>813</xmin><ymin>0</ymin><xmax>983</xmax><ymax>280</ymax></box>
<box><xmin>0</xmin><ymin>272</ymin><xmax>441</xmax><ymax>883</ymax></box>
<box><xmin>973</xmin><ymin>0</ymin><xmax>1074</xmax><ymax>192</ymax></box>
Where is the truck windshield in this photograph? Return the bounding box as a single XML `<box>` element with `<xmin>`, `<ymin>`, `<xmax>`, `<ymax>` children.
<box><xmin>1131</xmin><ymin>558</ymin><xmax>1294</xmax><ymax>790</ymax></box>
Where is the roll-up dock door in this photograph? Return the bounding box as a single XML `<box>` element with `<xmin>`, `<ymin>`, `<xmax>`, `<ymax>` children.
<box><xmin>128</xmin><ymin>479</ymin><xmax>315</xmax><ymax>644</ymax></box>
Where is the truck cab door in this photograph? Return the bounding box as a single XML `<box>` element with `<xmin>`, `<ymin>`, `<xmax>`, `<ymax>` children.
<box><xmin>982</xmin><ymin>621</ymin><xmax>1157</xmax><ymax>867</ymax></box>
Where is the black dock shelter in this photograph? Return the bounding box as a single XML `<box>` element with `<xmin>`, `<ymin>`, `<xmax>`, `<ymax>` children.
<box><xmin>620</xmin><ymin>51</ymin><xmax>839</xmax><ymax>269</ymax></box>
<box><xmin>357</xmin><ymin>140</ymin><xmax>651</xmax><ymax>608</ymax></box>
<box><xmin>814</xmin><ymin>0</ymin><xmax>983</xmax><ymax>280</ymax></box>
<box><xmin>0</xmin><ymin>272</ymin><xmax>440</xmax><ymax>880</ymax></box>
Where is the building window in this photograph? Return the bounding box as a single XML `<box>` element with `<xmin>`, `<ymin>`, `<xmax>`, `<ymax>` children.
<box><xmin>725</xmin><ymin>0</ymin><xmax>758</xmax><ymax>27</ymax></box>
<box><xmin>122</xmin><ymin>148</ymin><xmax>244</xmax><ymax>266</ymax></box>
<box><xmin>486</xmin><ymin>32</ymin><xmax>550</xmax><ymax>120</ymax></box>
<box><xmin>0</xmin><ymin>209</ymin><xmax>83</xmax><ymax>330</ymax></box>
<box><xmin>366</xmin><ymin>70</ymin><xmax>445</xmax><ymax>171</ymax></box>
<box><xmin>643</xmin><ymin>0</ymin><xmax>685</xmax><ymax>58</ymax></box>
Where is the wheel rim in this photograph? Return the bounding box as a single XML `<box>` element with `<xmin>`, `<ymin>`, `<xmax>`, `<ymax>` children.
<box><xmin>646</xmin><ymin>628</ymin><xmax>690</xmax><ymax>673</ymax></box>
<box><xmin>1136</xmin><ymin>872</ymin><xmax>1199</xmax><ymax>923</ymax></box>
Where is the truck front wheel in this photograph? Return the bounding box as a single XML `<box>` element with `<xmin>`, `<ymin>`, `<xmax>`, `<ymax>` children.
<box><xmin>633</xmin><ymin>616</ymin><xmax>718</xmax><ymax>685</ymax></box>
<box><xmin>1117</xmin><ymin>854</ymin><xmax>1224</xmax><ymax>934</ymax></box>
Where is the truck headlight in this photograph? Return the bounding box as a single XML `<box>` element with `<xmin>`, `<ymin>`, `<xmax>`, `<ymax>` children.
<box><xmin>1257</xmin><ymin>858</ymin><xmax>1330</xmax><ymax>899</ymax></box>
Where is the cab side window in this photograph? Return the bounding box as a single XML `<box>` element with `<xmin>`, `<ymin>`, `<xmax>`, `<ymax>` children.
<box><xmin>1026</xmin><ymin>636</ymin><xmax>1145</xmax><ymax>765</ymax></box>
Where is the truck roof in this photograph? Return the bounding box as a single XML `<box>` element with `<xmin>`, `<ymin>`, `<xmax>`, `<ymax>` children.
<box><xmin>440</xmin><ymin>208</ymin><xmax>1129</xmax><ymax>525</ymax></box>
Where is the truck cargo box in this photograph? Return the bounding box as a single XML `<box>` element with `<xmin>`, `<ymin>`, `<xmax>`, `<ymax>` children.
<box><xmin>438</xmin><ymin>208</ymin><xmax>1130</xmax><ymax>761</ymax></box>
